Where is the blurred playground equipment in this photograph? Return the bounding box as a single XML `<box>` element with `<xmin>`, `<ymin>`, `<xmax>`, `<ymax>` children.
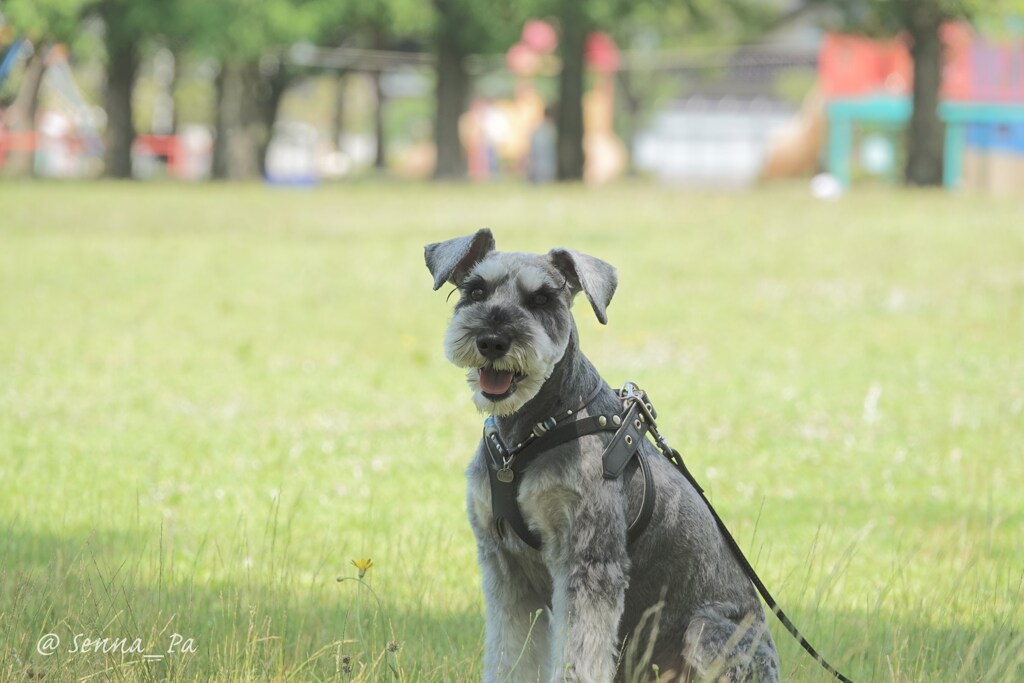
<box><xmin>459</xmin><ymin>21</ymin><xmax>626</xmax><ymax>184</ymax></box>
<box><xmin>759</xmin><ymin>88</ymin><xmax>826</xmax><ymax>182</ymax></box>
<box><xmin>0</xmin><ymin>17</ymin><xmax>820</xmax><ymax>185</ymax></box>
<box><xmin>4</xmin><ymin>15</ymin><xmax>1023</xmax><ymax>189</ymax></box>
<box><xmin>0</xmin><ymin>36</ymin><xmax>26</xmax><ymax>87</ymax></box>
<box><xmin>636</xmin><ymin>40</ymin><xmax>819</xmax><ymax>186</ymax></box>
<box><xmin>640</xmin><ymin>96</ymin><xmax>801</xmax><ymax>186</ymax></box>
<box><xmin>820</xmin><ymin>23</ymin><xmax>1024</xmax><ymax>193</ymax></box>
<box><xmin>0</xmin><ymin>42</ymin><xmax>104</xmax><ymax>176</ymax></box>
<box><xmin>1</xmin><ymin>39</ymin><xmax>215</xmax><ymax>179</ymax></box>
<box><xmin>132</xmin><ymin>128</ymin><xmax>213</xmax><ymax>180</ymax></box>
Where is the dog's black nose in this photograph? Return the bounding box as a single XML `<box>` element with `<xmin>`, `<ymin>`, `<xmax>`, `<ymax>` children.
<box><xmin>476</xmin><ymin>333</ymin><xmax>510</xmax><ymax>360</ymax></box>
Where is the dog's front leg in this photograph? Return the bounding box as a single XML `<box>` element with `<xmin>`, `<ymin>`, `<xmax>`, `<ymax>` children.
<box><xmin>478</xmin><ymin>543</ymin><xmax>551</xmax><ymax>683</ymax></box>
<box><xmin>547</xmin><ymin>503</ymin><xmax>629</xmax><ymax>683</ymax></box>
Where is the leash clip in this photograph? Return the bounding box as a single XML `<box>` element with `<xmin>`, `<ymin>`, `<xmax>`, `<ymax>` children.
<box><xmin>618</xmin><ymin>381</ymin><xmax>658</xmax><ymax>426</ymax></box>
<box><xmin>619</xmin><ymin>381</ymin><xmax>687</xmax><ymax>471</ymax></box>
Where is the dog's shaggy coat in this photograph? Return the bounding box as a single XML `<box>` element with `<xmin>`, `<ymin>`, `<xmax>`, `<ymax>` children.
<box><xmin>426</xmin><ymin>229</ymin><xmax>780</xmax><ymax>682</ymax></box>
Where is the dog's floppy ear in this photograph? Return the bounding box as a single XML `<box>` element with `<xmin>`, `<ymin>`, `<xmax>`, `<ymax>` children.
<box><xmin>424</xmin><ymin>228</ymin><xmax>496</xmax><ymax>291</ymax></box>
<box><xmin>548</xmin><ymin>248</ymin><xmax>617</xmax><ymax>324</ymax></box>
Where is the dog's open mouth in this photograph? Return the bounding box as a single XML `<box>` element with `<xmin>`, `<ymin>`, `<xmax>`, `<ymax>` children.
<box><xmin>478</xmin><ymin>366</ymin><xmax>525</xmax><ymax>400</ymax></box>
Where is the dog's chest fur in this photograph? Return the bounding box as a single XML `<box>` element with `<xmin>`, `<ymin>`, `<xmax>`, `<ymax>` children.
<box><xmin>466</xmin><ymin>432</ymin><xmax>608</xmax><ymax>551</ymax></box>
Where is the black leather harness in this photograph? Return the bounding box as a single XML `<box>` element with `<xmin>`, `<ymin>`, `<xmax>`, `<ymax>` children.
<box><xmin>482</xmin><ymin>382</ymin><xmax>656</xmax><ymax>550</ymax></box>
<box><xmin>480</xmin><ymin>381</ymin><xmax>857</xmax><ymax>682</ymax></box>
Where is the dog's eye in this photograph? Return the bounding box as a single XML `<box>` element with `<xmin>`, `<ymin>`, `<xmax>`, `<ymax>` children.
<box><xmin>470</xmin><ymin>288</ymin><xmax>485</xmax><ymax>302</ymax></box>
<box><xmin>529</xmin><ymin>292</ymin><xmax>549</xmax><ymax>308</ymax></box>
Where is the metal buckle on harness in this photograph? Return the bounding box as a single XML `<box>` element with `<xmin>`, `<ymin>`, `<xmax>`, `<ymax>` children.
<box><xmin>619</xmin><ymin>381</ymin><xmax>658</xmax><ymax>426</ymax></box>
<box><xmin>483</xmin><ymin>416</ymin><xmax>508</xmax><ymax>458</ymax></box>
<box><xmin>483</xmin><ymin>416</ymin><xmax>515</xmax><ymax>483</ymax></box>
<box><xmin>618</xmin><ymin>381</ymin><xmax>686</xmax><ymax>470</ymax></box>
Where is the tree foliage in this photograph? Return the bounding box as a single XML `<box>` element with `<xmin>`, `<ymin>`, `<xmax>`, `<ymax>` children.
<box><xmin>1</xmin><ymin>0</ymin><xmax>88</xmax><ymax>42</ymax></box>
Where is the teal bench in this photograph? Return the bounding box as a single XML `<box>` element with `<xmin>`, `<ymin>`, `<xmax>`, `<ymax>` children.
<box><xmin>825</xmin><ymin>95</ymin><xmax>1024</xmax><ymax>188</ymax></box>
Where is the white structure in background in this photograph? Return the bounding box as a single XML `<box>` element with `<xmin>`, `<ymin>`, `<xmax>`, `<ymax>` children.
<box><xmin>265</xmin><ymin>121</ymin><xmax>319</xmax><ymax>183</ymax></box>
<box><xmin>264</xmin><ymin>124</ymin><xmax>378</xmax><ymax>182</ymax></box>
<box><xmin>36</xmin><ymin>111</ymin><xmax>79</xmax><ymax>177</ymax></box>
<box><xmin>338</xmin><ymin>132</ymin><xmax>376</xmax><ymax>173</ymax></box>
<box><xmin>633</xmin><ymin>97</ymin><xmax>795</xmax><ymax>187</ymax></box>
<box><xmin>178</xmin><ymin>125</ymin><xmax>213</xmax><ymax>180</ymax></box>
<box><xmin>629</xmin><ymin>2</ymin><xmax>826</xmax><ymax>187</ymax></box>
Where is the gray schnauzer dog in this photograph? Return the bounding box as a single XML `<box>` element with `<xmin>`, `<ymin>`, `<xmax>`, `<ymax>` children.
<box><xmin>425</xmin><ymin>229</ymin><xmax>779</xmax><ymax>682</ymax></box>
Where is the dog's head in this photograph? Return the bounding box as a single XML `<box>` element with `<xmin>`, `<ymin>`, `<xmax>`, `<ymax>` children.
<box><xmin>425</xmin><ymin>228</ymin><xmax>617</xmax><ymax>416</ymax></box>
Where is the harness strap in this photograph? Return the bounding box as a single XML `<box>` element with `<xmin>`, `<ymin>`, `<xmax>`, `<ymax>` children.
<box><xmin>485</xmin><ymin>454</ymin><xmax>543</xmax><ymax>549</ymax></box>
<box><xmin>484</xmin><ymin>407</ymin><xmax>655</xmax><ymax>550</ymax></box>
<box><xmin>601</xmin><ymin>401</ymin><xmax>648</xmax><ymax>479</ymax></box>
<box><xmin>627</xmin><ymin>452</ymin><xmax>655</xmax><ymax>545</ymax></box>
<box><xmin>517</xmin><ymin>415</ymin><xmax>617</xmax><ymax>464</ymax></box>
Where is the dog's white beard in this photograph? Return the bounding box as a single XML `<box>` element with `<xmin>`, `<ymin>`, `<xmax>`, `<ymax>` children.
<box><xmin>445</xmin><ymin>323</ymin><xmax>565</xmax><ymax>417</ymax></box>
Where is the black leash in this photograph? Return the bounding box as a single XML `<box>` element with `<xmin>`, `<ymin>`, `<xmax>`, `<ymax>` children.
<box><xmin>618</xmin><ymin>382</ymin><xmax>856</xmax><ymax>683</ymax></box>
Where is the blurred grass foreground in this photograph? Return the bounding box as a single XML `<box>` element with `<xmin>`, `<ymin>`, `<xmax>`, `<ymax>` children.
<box><xmin>0</xmin><ymin>182</ymin><xmax>1022</xmax><ymax>681</ymax></box>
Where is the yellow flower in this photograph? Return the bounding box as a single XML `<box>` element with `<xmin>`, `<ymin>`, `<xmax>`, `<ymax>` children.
<box><xmin>351</xmin><ymin>558</ymin><xmax>373</xmax><ymax>579</ymax></box>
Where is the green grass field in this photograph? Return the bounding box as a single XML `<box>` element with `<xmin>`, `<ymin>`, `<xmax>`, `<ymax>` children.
<box><xmin>1</xmin><ymin>181</ymin><xmax>1022</xmax><ymax>682</ymax></box>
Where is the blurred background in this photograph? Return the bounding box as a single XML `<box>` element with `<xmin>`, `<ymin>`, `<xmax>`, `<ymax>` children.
<box><xmin>2</xmin><ymin>2</ymin><xmax>1024</xmax><ymax>681</ymax></box>
<box><xmin>2</xmin><ymin>0</ymin><xmax>1023</xmax><ymax>192</ymax></box>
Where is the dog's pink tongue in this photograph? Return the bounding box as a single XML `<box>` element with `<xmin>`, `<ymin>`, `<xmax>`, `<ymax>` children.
<box><xmin>479</xmin><ymin>368</ymin><xmax>513</xmax><ymax>395</ymax></box>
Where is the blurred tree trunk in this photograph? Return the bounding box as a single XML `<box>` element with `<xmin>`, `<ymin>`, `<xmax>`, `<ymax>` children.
<box><xmin>211</xmin><ymin>64</ymin><xmax>235</xmax><ymax>179</ymax></box>
<box><xmin>2</xmin><ymin>45</ymin><xmax>46</xmax><ymax>177</ymax></box>
<box><xmin>370</xmin><ymin>26</ymin><xmax>390</xmax><ymax>170</ymax></box>
<box><xmin>372</xmin><ymin>70</ymin><xmax>387</xmax><ymax>170</ymax></box>
<box><xmin>168</xmin><ymin>48</ymin><xmax>181</xmax><ymax>134</ymax></box>
<box><xmin>432</xmin><ymin>0</ymin><xmax>468</xmax><ymax>180</ymax></box>
<box><xmin>556</xmin><ymin>0</ymin><xmax>587</xmax><ymax>181</ymax></box>
<box><xmin>102</xmin><ymin>33</ymin><xmax>139</xmax><ymax>179</ymax></box>
<box><xmin>212</xmin><ymin>61</ymin><xmax>285</xmax><ymax>180</ymax></box>
<box><xmin>252</xmin><ymin>60</ymin><xmax>289</xmax><ymax>178</ymax></box>
<box><xmin>904</xmin><ymin>2</ymin><xmax>944</xmax><ymax>186</ymax></box>
<box><xmin>332</xmin><ymin>71</ymin><xmax>348</xmax><ymax>150</ymax></box>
